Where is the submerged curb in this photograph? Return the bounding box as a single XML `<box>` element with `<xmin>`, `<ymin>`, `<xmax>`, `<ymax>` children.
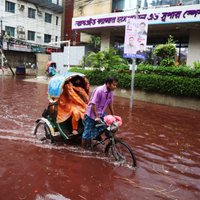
<box><xmin>23</xmin><ymin>77</ymin><xmax>200</xmax><ymax>111</ymax></box>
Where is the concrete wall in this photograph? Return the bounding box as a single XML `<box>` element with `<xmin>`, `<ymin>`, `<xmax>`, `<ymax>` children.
<box><xmin>20</xmin><ymin>79</ymin><xmax>200</xmax><ymax>111</ymax></box>
<box><xmin>90</xmin><ymin>85</ymin><xmax>200</xmax><ymax>111</ymax></box>
<box><xmin>51</xmin><ymin>46</ymin><xmax>85</xmax><ymax>74</ymax></box>
<box><xmin>74</xmin><ymin>0</ymin><xmax>112</xmax><ymax>17</ymax></box>
<box><xmin>36</xmin><ymin>53</ymin><xmax>50</xmax><ymax>76</ymax></box>
<box><xmin>187</xmin><ymin>30</ymin><xmax>200</xmax><ymax>66</ymax></box>
<box><xmin>100</xmin><ymin>30</ymin><xmax>111</xmax><ymax>51</ymax></box>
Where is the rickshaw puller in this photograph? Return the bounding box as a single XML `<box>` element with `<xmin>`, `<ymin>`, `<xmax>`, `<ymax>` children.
<box><xmin>82</xmin><ymin>77</ymin><xmax>118</xmax><ymax>148</ymax></box>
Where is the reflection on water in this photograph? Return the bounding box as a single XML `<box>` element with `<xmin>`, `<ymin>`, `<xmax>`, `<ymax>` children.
<box><xmin>0</xmin><ymin>76</ymin><xmax>200</xmax><ymax>200</ymax></box>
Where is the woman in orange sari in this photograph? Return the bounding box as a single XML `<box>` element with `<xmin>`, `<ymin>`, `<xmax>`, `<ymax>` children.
<box><xmin>57</xmin><ymin>80</ymin><xmax>89</xmax><ymax>135</ymax></box>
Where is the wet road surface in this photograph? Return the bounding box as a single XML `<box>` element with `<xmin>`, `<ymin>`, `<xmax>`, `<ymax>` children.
<box><xmin>0</xmin><ymin>76</ymin><xmax>200</xmax><ymax>200</ymax></box>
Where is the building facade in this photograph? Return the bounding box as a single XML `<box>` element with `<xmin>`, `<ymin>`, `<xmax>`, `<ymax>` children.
<box><xmin>72</xmin><ymin>0</ymin><xmax>200</xmax><ymax>65</ymax></box>
<box><xmin>0</xmin><ymin>0</ymin><xmax>63</xmax><ymax>53</ymax></box>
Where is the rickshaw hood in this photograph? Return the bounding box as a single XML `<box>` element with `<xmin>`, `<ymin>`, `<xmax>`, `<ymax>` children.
<box><xmin>48</xmin><ymin>72</ymin><xmax>88</xmax><ymax>99</ymax></box>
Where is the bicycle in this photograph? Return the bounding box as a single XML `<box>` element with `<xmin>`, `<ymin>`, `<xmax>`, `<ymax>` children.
<box><xmin>33</xmin><ymin>73</ymin><xmax>136</xmax><ymax>168</ymax></box>
<box><xmin>90</xmin><ymin>120</ymin><xmax>137</xmax><ymax>168</ymax></box>
<box><xmin>34</xmin><ymin>116</ymin><xmax>137</xmax><ymax>168</ymax></box>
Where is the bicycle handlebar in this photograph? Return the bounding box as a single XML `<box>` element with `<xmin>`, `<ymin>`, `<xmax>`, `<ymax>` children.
<box><xmin>95</xmin><ymin>119</ymin><xmax>106</xmax><ymax>127</ymax></box>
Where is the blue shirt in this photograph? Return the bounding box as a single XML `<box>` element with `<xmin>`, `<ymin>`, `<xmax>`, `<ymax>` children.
<box><xmin>86</xmin><ymin>84</ymin><xmax>113</xmax><ymax>120</ymax></box>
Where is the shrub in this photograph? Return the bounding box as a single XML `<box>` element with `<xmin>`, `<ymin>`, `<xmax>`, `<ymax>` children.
<box><xmin>80</xmin><ymin>48</ymin><xmax>128</xmax><ymax>71</ymax></box>
<box><xmin>193</xmin><ymin>61</ymin><xmax>200</xmax><ymax>70</ymax></box>
<box><xmin>135</xmin><ymin>74</ymin><xmax>200</xmax><ymax>98</ymax></box>
<box><xmin>153</xmin><ymin>35</ymin><xmax>176</xmax><ymax>67</ymax></box>
<box><xmin>69</xmin><ymin>65</ymin><xmax>200</xmax><ymax>98</ymax></box>
<box><xmin>160</xmin><ymin>58</ymin><xmax>175</xmax><ymax>67</ymax></box>
<box><xmin>137</xmin><ymin>64</ymin><xmax>200</xmax><ymax>78</ymax></box>
<box><xmin>111</xmin><ymin>64</ymin><xmax>129</xmax><ymax>71</ymax></box>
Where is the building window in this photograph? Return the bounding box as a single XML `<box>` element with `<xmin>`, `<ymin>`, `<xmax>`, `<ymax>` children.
<box><xmin>5</xmin><ymin>26</ymin><xmax>15</xmax><ymax>37</ymax></box>
<box><xmin>182</xmin><ymin>0</ymin><xmax>199</xmax><ymax>5</ymax></box>
<box><xmin>28</xmin><ymin>8</ymin><xmax>36</xmax><ymax>19</ymax></box>
<box><xmin>5</xmin><ymin>1</ymin><xmax>15</xmax><ymax>13</ymax></box>
<box><xmin>44</xmin><ymin>34</ymin><xmax>51</xmax><ymax>43</ymax></box>
<box><xmin>45</xmin><ymin>13</ymin><xmax>52</xmax><ymax>23</ymax></box>
<box><xmin>28</xmin><ymin>31</ymin><xmax>35</xmax><ymax>41</ymax></box>
<box><xmin>56</xmin><ymin>16</ymin><xmax>59</xmax><ymax>25</ymax></box>
<box><xmin>55</xmin><ymin>36</ymin><xmax>58</xmax><ymax>42</ymax></box>
<box><xmin>112</xmin><ymin>0</ymin><xmax>125</xmax><ymax>12</ymax></box>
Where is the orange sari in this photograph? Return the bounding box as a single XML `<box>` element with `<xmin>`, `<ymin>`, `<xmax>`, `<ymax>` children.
<box><xmin>57</xmin><ymin>82</ymin><xmax>89</xmax><ymax>130</ymax></box>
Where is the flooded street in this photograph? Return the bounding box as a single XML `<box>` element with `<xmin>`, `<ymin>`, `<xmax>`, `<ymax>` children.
<box><xmin>0</xmin><ymin>76</ymin><xmax>200</xmax><ymax>200</ymax></box>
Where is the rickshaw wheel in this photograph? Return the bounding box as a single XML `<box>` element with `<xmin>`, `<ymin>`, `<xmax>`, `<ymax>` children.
<box><xmin>34</xmin><ymin>121</ymin><xmax>54</xmax><ymax>143</ymax></box>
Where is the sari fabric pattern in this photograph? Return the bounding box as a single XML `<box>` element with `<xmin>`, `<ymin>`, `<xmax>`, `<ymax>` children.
<box><xmin>57</xmin><ymin>82</ymin><xmax>89</xmax><ymax>130</ymax></box>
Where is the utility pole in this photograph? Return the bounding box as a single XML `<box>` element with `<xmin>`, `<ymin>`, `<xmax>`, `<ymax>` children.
<box><xmin>0</xmin><ymin>19</ymin><xmax>3</xmax><ymax>48</ymax></box>
<box><xmin>0</xmin><ymin>19</ymin><xmax>2</xmax><ymax>34</ymax></box>
<box><xmin>130</xmin><ymin>0</ymin><xmax>140</xmax><ymax>111</ymax></box>
<box><xmin>0</xmin><ymin>19</ymin><xmax>3</xmax><ymax>69</ymax></box>
<box><xmin>0</xmin><ymin>18</ymin><xmax>15</xmax><ymax>76</ymax></box>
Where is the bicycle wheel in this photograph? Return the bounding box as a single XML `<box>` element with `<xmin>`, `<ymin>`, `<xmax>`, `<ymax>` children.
<box><xmin>105</xmin><ymin>139</ymin><xmax>136</xmax><ymax>167</ymax></box>
<box><xmin>34</xmin><ymin>121</ymin><xmax>54</xmax><ymax>143</ymax></box>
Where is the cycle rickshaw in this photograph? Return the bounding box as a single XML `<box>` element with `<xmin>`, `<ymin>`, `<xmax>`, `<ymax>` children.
<box><xmin>45</xmin><ymin>61</ymin><xmax>57</xmax><ymax>78</ymax></box>
<box><xmin>34</xmin><ymin>72</ymin><xmax>136</xmax><ymax>167</ymax></box>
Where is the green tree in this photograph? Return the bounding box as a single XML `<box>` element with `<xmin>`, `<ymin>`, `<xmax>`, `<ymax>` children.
<box><xmin>101</xmin><ymin>48</ymin><xmax>125</xmax><ymax>70</ymax></box>
<box><xmin>87</xmin><ymin>51</ymin><xmax>105</xmax><ymax>69</ymax></box>
<box><xmin>89</xmin><ymin>35</ymin><xmax>100</xmax><ymax>51</ymax></box>
<box><xmin>193</xmin><ymin>61</ymin><xmax>200</xmax><ymax>70</ymax></box>
<box><xmin>82</xmin><ymin>48</ymin><xmax>127</xmax><ymax>70</ymax></box>
<box><xmin>153</xmin><ymin>35</ymin><xmax>177</xmax><ymax>67</ymax></box>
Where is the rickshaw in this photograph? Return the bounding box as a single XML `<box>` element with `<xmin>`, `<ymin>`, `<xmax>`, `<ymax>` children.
<box><xmin>45</xmin><ymin>61</ymin><xmax>57</xmax><ymax>78</ymax></box>
<box><xmin>34</xmin><ymin>72</ymin><xmax>136</xmax><ymax>167</ymax></box>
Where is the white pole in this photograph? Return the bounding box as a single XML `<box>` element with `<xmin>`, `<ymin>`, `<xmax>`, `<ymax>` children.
<box><xmin>130</xmin><ymin>0</ymin><xmax>140</xmax><ymax>112</ymax></box>
<box><xmin>130</xmin><ymin>58</ymin><xmax>136</xmax><ymax>111</ymax></box>
<box><xmin>67</xmin><ymin>40</ymin><xmax>70</xmax><ymax>70</ymax></box>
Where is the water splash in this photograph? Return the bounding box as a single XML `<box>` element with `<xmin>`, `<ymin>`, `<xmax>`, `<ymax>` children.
<box><xmin>35</xmin><ymin>193</ymin><xmax>70</xmax><ymax>200</ymax></box>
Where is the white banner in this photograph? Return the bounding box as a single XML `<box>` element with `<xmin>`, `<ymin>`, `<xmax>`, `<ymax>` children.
<box><xmin>124</xmin><ymin>19</ymin><xmax>148</xmax><ymax>59</ymax></box>
<box><xmin>72</xmin><ymin>5</ymin><xmax>200</xmax><ymax>30</ymax></box>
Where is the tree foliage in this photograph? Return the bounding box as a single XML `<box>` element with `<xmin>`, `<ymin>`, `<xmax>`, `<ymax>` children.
<box><xmin>69</xmin><ymin>65</ymin><xmax>200</xmax><ymax>98</ymax></box>
<box><xmin>153</xmin><ymin>35</ymin><xmax>177</xmax><ymax>67</ymax></box>
<box><xmin>81</xmin><ymin>48</ymin><xmax>128</xmax><ymax>70</ymax></box>
<box><xmin>89</xmin><ymin>35</ymin><xmax>100</xmax><ymax>51</ymax></box>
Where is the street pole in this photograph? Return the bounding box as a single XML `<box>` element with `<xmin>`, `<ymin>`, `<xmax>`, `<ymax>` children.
<box><xmin>66</xmin><ymin>40</ymin><xmax>70</xmax><ymax>70</ymax></box>
<box><xmin>130</xmin><ymin>57</ymin><xmax>136</xmax><ymax>111</ymax></box>
<box><xmin>0</xmin><ymin>20</ymin><xmax>3</xmax><ymax>48</ymax></box>
<box><xmin>130</xmin><ymin>0</ymin><xmax>140</xmax><ymax>112</ymax></box>
<box><xmin>0</xmin><ymin>20</ymin><xmax>3</xmax><ymax>67</ymax></box>
<box><xmin>0</xmin><ymin>20</ymin><xmax>2</xmax><ymax>33</ymax></box>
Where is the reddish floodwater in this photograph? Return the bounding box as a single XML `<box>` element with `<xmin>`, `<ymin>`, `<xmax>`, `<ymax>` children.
<box><xmin>0</xmin><ymin>76</ymin><xmax>200</xmax><ymax>200</ymax></box>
